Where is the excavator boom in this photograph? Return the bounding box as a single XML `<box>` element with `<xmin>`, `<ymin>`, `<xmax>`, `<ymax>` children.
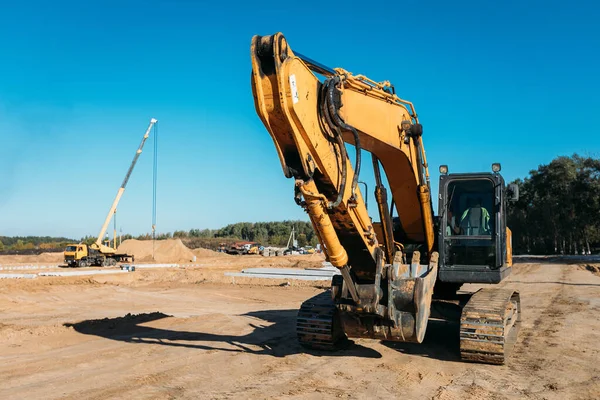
<box><xmin>251</xmin><ymin>34</ymin><xmax>435</xmax><ymax>274</ymax></box>
<box><xmin>251</xmin><ymin>32</ymin><xmax>439</xmax><ymax>344</ymax></box>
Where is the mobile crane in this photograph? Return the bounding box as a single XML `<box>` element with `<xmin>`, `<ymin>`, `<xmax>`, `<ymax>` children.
<box><xmin>64</xmin><ymin>118</ymin><xmax>157</xmax><ymax>267</ymax></box>
<box><xmin>250</xmin><ymin>32</ymin><xmax>521</xmax><ymax>364</ymax></box>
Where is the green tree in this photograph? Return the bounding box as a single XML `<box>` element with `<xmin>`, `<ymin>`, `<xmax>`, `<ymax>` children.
<box><xmin>80</xmin><ymin>236</ymin><xmax>96</xmax><ymax>246</ymax></box>
<box><xmin>173</xmin><ymin>230</ymin><xmax>188</xmax><ymax>238</ymax></box>
<box><xmin>297</xmin><ymin>233</ymin><xmax>307</xmax><ymax>247</ymax></box>
<box><xmin>508</xmin><ymin>154</ymin><xmax>600</xmax><ymax>254</ymax></box>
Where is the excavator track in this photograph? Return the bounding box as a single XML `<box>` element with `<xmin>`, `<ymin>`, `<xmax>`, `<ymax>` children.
<box><xmin>296</xmin><ymin>290</ymin><xmax>346</xmax><ymax>351</ymax></box>
<box><xmin>459</xmin><ymin>288</ymin><xmax>521</xmax><ymax>365</ymax></box>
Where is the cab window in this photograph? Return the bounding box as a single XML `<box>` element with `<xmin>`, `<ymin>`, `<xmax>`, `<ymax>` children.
<box><xmin>445</xmin><ymin>179</ymin><xmax>494</xmax><ymax>236</ymax></box>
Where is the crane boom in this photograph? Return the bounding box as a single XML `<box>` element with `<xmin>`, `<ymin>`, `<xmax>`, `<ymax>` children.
<box><xmin>92</xmin><ymin>118</ymin><xmax>158</xmax><ymax>251</ymax></box>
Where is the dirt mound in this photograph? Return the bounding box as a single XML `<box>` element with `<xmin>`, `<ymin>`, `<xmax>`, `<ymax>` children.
<box><xmin>0</xmin><ymin>254</ymin><xmax>31</xmax><ymax>264</ymax></box>
<box><xmin>117</xmin><ymin>239</ymin><xmax>196</xmax><ymax>263</ymax></box>
<box><xmin>36</xmin><ymin>252</ymin><xmax>64</xmax><ymax>263</ymax></box>
<box><xmin>287</xmin><ymin>259</ymin><xmax>325</xmax><ymax>270</ymax></box>
<box><xmin>581</xmin><ymin>264</ymin><xmax>600</xmax><ymax>276</ymax></box>
<box><xmin>192</xmin><ymin>247</ymin><xmax>230</xmax><ymax>258</ymax></box>
<box><xmin>0</xmin><ymin>251</ymin><xmax>63</xmax><ymax>265</ymax></box>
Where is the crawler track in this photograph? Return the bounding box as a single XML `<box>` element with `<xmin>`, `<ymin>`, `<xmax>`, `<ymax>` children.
<box><xmin>296</xmin><ymin>290</ymin><xmax>346</xmax><ymax>350</ymax></box>
<box><xmin>459</xmin><ymin>288</ymin><xmax>521</xmax><ymax>364</ymax></box>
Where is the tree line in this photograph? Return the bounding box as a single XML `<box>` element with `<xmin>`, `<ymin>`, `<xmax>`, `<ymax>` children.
<box><xmin>79</xmin><ymin>220</ymin><xmax>317</xmax><ymax>247</ymax></box>
<box><xmin>177</xmin><ymin>220</ymin><xmax>319</xmax><ymax>247</ymax></box>
<box><xmin>0</xmin><ymin>220</ymin><xmax>318</xmax><ymax>252</ymax></box>
<box><xmin>3</xmin><ymin>155</ymin><xmax>598</xmax><ymax>256</ymax></box>
<box><xmin>0</xmin><ymin>236</ymin><xmax>74</xmax><ymax>252</ymax></box>
<box><xmin>507</xmin><ymin>154</ymin><xmax>600</xmax><ymax>255</ymax></box>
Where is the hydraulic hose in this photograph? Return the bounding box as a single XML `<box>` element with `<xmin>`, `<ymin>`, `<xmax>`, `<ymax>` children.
<box><xmin>319</xmin><ymin>79</ymin><xmax>347</xmax><ymax>209</ymax></box>
<box><xmin>314</xmin><ymin>75</ymin><xmax>363</xmax><ymax>209</ymax></box>
<box><xmin>325</xmin><ymin>77</ymin><xmax>362</xmax><ymax>202</ymax></box>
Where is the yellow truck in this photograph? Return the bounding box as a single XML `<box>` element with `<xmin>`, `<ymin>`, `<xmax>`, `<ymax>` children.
<box><xmin>64</xmin><ymin>243</ymin><xmax>134</xmax><ymax>267</ymax></box>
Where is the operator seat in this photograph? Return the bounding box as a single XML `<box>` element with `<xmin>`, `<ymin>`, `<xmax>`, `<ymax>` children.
<box><xmin>461</xmin><ymin>206</ymin><xmax>483</xmax><ymax>235</ymax></box>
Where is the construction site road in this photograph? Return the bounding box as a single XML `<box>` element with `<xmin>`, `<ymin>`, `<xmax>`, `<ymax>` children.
<box><xmin>1</xmin><ymin>259</ymin><xmax>599</xmax><ymax>400</ymax></box>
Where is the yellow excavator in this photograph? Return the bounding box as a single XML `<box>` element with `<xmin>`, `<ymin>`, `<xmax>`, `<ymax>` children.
<box><xmin>250</xmin><ymin>32</ymin><xmax>521</xmax><ymax>364</ymax></box>
<box><xmin>64</xmin><ymin>118</ymin><xmax>157</xmax><ymax>267</ymax></box>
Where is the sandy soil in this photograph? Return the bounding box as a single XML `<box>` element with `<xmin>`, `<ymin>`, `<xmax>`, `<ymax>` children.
<box><xmin>117</xmin><ymin>239</ymin><xmax>198</xmax><ymax>263</ymax></box>
<box><xmin>0</xmin><ymin>252</ymin><xmax>64</xmax><ymax>265</ymax></box>
<box><xmin>0</xmin><ymin>239</ymin><xmax>325</xmax><ymax>268</ymax></box>
<box><xmin>1</xmin><ymin>258</ymin><xmax>599</xmax><ymax>400</ymax></box>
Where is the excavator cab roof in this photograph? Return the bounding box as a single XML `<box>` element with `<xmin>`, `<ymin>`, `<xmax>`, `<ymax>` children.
<box><xmin>439</xmin><ymin>163</ymin><xmax>504</xmax><ymax>177</ymax></box>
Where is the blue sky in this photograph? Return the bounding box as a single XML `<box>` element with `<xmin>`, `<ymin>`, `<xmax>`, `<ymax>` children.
<box><xmin>0</xmin><ymin>0</ymin><xmax>598</xmax><ymax>239</ymax></box>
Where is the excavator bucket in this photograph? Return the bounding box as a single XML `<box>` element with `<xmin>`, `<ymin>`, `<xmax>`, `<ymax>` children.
<box><xmin>298</xmin><ymin>252</ymin><xmax>439</xmax><ymax>349</ymax></box>
<box><xmin>338</xmin><ymin>251</ymin><xmax>438</xmax><ymax>344</ymax></box>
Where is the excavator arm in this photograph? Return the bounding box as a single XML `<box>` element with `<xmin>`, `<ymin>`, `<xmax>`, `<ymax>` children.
<box><xmin>251</xmin><ymin>33</ymin><xmax>439</xmax><ymax>344</ymax></box>
<box><xmin>251</xmin><ymin>33</ymin><xmax>437</xmax><ymax>266</ymax></box>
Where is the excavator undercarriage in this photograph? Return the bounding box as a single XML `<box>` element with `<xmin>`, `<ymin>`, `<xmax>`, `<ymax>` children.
<box><xmin>250</xmin><ymin>32</ymin><xmax>522</xmax><ymax>365</ymax></box>
<box><xmin>296</xmin><ymin>265</ymin><xmax>521</xmax><ymax>365</ymax></box>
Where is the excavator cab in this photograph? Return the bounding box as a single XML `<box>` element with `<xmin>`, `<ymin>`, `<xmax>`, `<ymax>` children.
<box><xmin>437</xmin><ymin>163</ymin><xmax>519</xmax><ymax>284</ymax></box>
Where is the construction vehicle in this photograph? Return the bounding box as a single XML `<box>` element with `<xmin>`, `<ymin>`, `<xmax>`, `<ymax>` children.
<box><xmin>247</xmin><ymin>244</ymin><xmax>261</xmax><ymax>255</ymax></box>
<box><xmin>217</xmin><ymin>242</ymin><xmax>228</xmax><ymax>253</ymax></box>
<box><xmin>64</xmin><ymin>118</ymin><xmax>157</xmax><ymax>267</ymax></box>
<box><xmin>302</xmin><ymin>246</ymin><xmax>316</xmax><ymax>254</ymax></box>
<box><xmin>250</xmin><ymin>32</ymin><xmax>521</xmax><ymax>364</ymax></box>
<box><xmin>283</xmin><ymin>226</ymin><xmax>303</xmax><ymax>255</ymax></box>
<box><xmin>63</xmin><ymin>242</ymin><xmax>132</xmax><ymax>267</ymax></box>
<box><xmin>225</xmin><ymin>241</ymin><xmax>260</xmax><ymax>255</ymax></box>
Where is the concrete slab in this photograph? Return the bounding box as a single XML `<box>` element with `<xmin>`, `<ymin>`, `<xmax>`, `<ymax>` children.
<box><xmin>38</xmin><ymin>270</ymin><xmax>131</xmax><ymax>277</ymax></box>
<box><xmin>121</xmin><ymin>263</ymin><xmax>207</xmax><ymax>269</ymax></box>
<box><xmin>123</xmin><ymin>263</ymin><xmax>179</xmax><ymax>269</ymax></box>
<box><xmin>224</xmin><ymin>265</ymin><xmax>340</xmax><ymax>281</ymax></box>
<box><xmin>239</xmin><ymin>267</ymin><xmax>339</xmax><ymax>277</ymax></box>
<box><xmin>305</xmin><ymin>265</ymin><xmax>339</xmax><ymax>272</ymax></box>
<box><xmin>179</xmin><ymin>264</ymin><xmax>205</xmax><ymax>268</ymax></box>
<box><xmin>0</xmin><ymin>273</ymin><xmax>37</xmax><ymax>279</ymax></box>
<box><xmin>0</xmin><ymin>265</ymin><xmax>60</xmax><ymax>271</ymax></box>
<box><xmin>224</xmin><ymin>272</ymin><xmax>333</xmax><ymax>281</ymax></box>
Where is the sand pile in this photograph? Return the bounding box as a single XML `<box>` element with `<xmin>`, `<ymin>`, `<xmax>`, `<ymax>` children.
<box><xmin>37</xmin><ymin>252</ymin><xmax>64</xmax><ymax>263</ymax></box>
<box><xmin>0</xmin><ymin>254</ymin><xmax>33</xmax><ymax>264</ymax></box>
<box><xmin>582</xmin><ymin>264</ymin><xmax>600</xmax><ymax>276</ymax></box>
<box><xmin>0</xmin><ymin>251</ymin><xmax>64</xmax><ymax>265</ymax></box>
<box><xmin>192</xmin><ymin>248</ymin><xmax>230</xmax><ymax>258</ymax></box>
<box><xmin>117</xmin><ymin>239</ymin><xmax>196</xmax><ymax>263</ymax></box>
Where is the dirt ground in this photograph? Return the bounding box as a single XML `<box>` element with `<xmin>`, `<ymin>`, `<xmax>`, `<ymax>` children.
<box><xmin>1</xmin><ymin>256</ymin><xmax>599</xmax><ymax>400</ymax></box>
<box><xmin>0</xmin><ymin>239</ymin><xmax>324</xmax><ymax>271</ymax></box>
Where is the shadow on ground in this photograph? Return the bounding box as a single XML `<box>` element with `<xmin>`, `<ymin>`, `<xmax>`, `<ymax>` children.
<box><xmin>382</xmin><ymin>319</ymin><xmax>461</xmax><ymax>362</ymax></box>
<box><xmin>64</xmin><ymin>309</ymin><xmax>382</xmax><ymax>359</ymax></box>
